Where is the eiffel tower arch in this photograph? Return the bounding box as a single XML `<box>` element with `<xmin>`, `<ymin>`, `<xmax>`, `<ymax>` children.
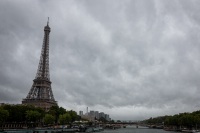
<box><xmin>22</xmin><ymin>19</ymin><xmax>57</xmax><ymax>111</ymax></box>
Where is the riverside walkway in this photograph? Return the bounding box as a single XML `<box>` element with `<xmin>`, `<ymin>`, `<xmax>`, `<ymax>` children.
<box><xmin>0</xmin><ymin>128</ymin><xmax>78</xmax><ymax>133</ymax></box>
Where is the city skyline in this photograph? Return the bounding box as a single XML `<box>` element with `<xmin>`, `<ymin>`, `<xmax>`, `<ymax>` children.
<box><xmin>1</xmin><ymin>0</ymin><xmax>200</xmax><ymax>120</ymax></box>
<box><xmin>79</xmin><ymin>108</ymin><xmax>111</xmax><ymax>121</ymax></box>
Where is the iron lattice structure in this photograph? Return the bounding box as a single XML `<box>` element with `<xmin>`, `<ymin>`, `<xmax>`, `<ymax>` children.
<box><xmin>22</xmin><ymin>21</ymin><xmax>57</xmax><ymax>110</ymax></box>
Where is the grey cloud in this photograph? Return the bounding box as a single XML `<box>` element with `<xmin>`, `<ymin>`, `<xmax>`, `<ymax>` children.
<box><xmin>1</xmin><ymin>0</ymin><xmax>200</xmax><ymax>120</ymax></box>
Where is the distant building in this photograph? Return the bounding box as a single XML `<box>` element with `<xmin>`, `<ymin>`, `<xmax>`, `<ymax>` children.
<box><xmin>81</xmin><ymin>114</ymin><xmax>95</xmax><ymax>121</ymax></box>
<box><xmin>105</xmin><ymin>114</ymin><xmax>110</xmax><ymax>121</ymax></box>
<box><xmin>99</xmin><ymin>112</ymin><xmax>105</xmax><ymax>118</ymax></box>
<box><xmin>95</xmin><ymin>111</ymin><xmax>99</xmax><ymax>119</ymax></box>
<box><xmin>79</xmin><ymin>111</ymin><xmax>83</xmax><ymax>116</ymax></box>
<box><xmin>86</xmin><ymin>107</ymin><xmax>88</xmax><ymax>115</ymax></box>
<box><xmin>89</xmin><ymin>110</ymin><xmax>95</xmax><ymax>117</ymax></box>
<box><xmin>79</xmin><ymin>108</ymin><xmax>112</xmax><ymax>121</ymax></box>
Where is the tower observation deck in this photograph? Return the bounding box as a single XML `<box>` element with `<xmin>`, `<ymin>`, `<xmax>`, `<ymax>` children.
<box><xmin>22</xmin><ymin>20</ymin><xmax>57</xmax><ymax>110</ymax></box>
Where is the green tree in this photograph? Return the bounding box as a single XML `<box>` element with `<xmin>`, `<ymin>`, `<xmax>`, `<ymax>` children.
<box><xmin>180</xmin><ymin>114</ymin><xmax>195</xmax><ymax>128</ymax></box>
<box><xmin>193</xmin><ymin>114</ymin><xmax>200</xmax><ymax>129</ymax></box>
<box><xmin>59</xmin><ymin>113</ymin><xmax>71</xmax><ymax>125</ymax></box>
<box><xmin>35</xmin><ymin>107</ymin><xmax>45</xmax><ymax>119</ymax></box>
<box><xmin>164</xmin><ymin>116</ymin><xmax>171</xmax><ymax>126</ymax></box>
<box><xmin>67</xmin><ymin>110</ymin><xmax>77</xmax><ymax>123</ymax></box>
<box><xmin>0</xmin><ymin>108</ymin><xmax>9</xmax><ymax>124</ymax></box>
<box><xmin>44</xmin><ymin>114</ymin><xmax>55</xmax><ymax>125</ymax></box>
<box><xmin>1</xmin><ymin>104</ymin><xmax>44</xmax><ymax>123</ymax></box>
<box><xmin>59</xmin><ymin>107</ymin><xmax>66</xmax><ymax>115</ymax></box>
<box><xmin>111</xmin><ymin>120</ymin><xmax>115</xmax><ymax>123</ymax></box>
<box><xmin>48</xmin><ymin>106</ymin><xmax>60</xmax><ymax>123</ymax></box>
<box><xmin>26</xmin><ymin>110</ymin><xmax>41</xmax><ymax>122</ymax></box>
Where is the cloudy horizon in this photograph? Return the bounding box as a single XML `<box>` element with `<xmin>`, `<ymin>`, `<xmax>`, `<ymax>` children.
<box><xmin>1</xmin><ymin>0</ymin><xmax>200</xmax><ymax>120</ymax></box>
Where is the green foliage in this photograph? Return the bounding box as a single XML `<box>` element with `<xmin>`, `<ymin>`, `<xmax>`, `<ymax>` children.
<box><xmin>146</xmin><ymin>116</ymin><xmax>168</xmax><ymax>124</ymax></box>
<box><xmin>111</xmin><ymin>120</ymin><xmax>115</xmax><ymax>123</ymax></box>
<box><xmin>178</xmin><ymin>113</ymin><xmax>195</xmax><ymax>127</ymax></box>
<box><xmin>194</xmin><ymin>114</ymin><xmax>200</xmax><ymax>125</ymax></box>
<box><xmin>48</xmin><ymin>105</ymin><xmax>67</xmax><ymax>123</ymax></box>
<box><xmin>143</xmin><ymin>110</ymin><xmax>200</xmax><ymax>129</ymax></box>
<box><xmin>59</xmin><ymin>113</ymin><xmax>71</xmax><ymax>125</ymax></box>
<box><xmin>67</xmin><ymin>110</ymin><xmax>77</xmax><ymax>122</ymax></box>
<box><xmin>0</xmin><ymin>108</ymin><xmax>9</xmax><ymax>123</ymax></box>
<box><xmin>1</xmin><ymin>104</ymin><xmax>44</xmax><ymax>122</ymax></box>
<box><xmin>59</xmin><ymin>107</ymin><xmax>67</xmax><ymax>115</ymax></box>
<box><xmin>0</xmin><ymin>104</ymin><xmax>78</xmax><ymax>126</ymax></box>
<box><xmin>26</xmin><ymin>110</ymin><xmax>41</xmax><ymax>122</ymax></box>
<box><xmin>44</xmin><ymin>114</ymin><xmax>55</xmax><ymax>125</ymax></box>
<box><xmin>116</xmin><ymin>120</ymin><xmax>121</xmax><ymax>123</ymax></box>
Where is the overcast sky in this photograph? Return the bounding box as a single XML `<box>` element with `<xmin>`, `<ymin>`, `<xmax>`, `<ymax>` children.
<box><xmin>1</xmin><ymin>0</ymin><xmax>200</xmax><ymax>121</ymax></box>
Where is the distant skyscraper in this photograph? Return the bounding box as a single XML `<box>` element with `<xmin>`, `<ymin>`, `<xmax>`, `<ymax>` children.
<box><xmin>99</xmin><ymin>112</ymin><xmax>105</xmax><ymax>118</ymax></box>
<box><xmin>86</xmin><ymin>107</ymin><xmax>88</xmax><ymax>115</ymax></box>
<box><xmin>22</xmin><ymin>19</ymin><xmax>57</xmax><ymax>110</ymax></box>
<box><xmin>95</xmin><ymin>111</ymin><xmax>99</xmax><ymax>119</ymax></box>
<box><xmin>89</xmin><ymin>110</ymin><xmax>95</xmax><ymax>117</ymax></box>
<box><xmin>79</xmin><ymin>111</ymin><xmax>83</xmax><ymax>116</ymax></box>
<box><xmin>105</xmin><ymin>114</ymin><xmax>110</xmax><ymax>121</ymax></box>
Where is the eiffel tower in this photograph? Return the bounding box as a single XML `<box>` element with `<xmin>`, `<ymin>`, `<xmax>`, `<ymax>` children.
<box><xmin>22</xmin><ymin>19</ymin><xmax>57</xmax><ymax>110</ymax></box>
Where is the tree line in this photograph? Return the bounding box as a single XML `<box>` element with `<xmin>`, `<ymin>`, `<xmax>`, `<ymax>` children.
<box><xmin>143</xmin><ymin>110</ymin><xmax>200</xmax><ymax>129</ymax></box>
<box><xmin>0</xmin><ymin>104</ymin><xmax>79</xmax><ymax>127</ymax></box>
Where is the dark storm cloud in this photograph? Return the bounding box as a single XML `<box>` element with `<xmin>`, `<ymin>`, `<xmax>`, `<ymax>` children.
<box><xmin>1</xmin><ymin>0</ymin><xmax>200</xmax><ymax>120</ymax></box>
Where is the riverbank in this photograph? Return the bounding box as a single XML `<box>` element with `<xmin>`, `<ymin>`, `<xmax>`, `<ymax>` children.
<box><xmin>0</xmin><ymin>128</ymin><xmax>78</xmax><ymax>133</ymax></box>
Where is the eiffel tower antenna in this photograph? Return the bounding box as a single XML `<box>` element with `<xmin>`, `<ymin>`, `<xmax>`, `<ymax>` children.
<box><xmin>47</xmin><ymin>17</ymin><xmax>49</xmax><ymax>25</ymax></box>
<box><xmin>22</xmin><ymin>21</ymin><xmax>57</xmax><ymax>110</ymax></box>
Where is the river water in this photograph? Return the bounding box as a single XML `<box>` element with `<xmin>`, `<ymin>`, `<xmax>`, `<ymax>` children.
<box><xmin>101</xmin><ymin>125</ymin><xmax>176</xmax><ymax>133</ymax></box>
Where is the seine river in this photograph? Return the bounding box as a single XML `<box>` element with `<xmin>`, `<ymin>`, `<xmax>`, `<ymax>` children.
<box><xmin>101</xmin><ymin>125</ymin><xmax>176</xmax><ymax>133</ymax></box>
